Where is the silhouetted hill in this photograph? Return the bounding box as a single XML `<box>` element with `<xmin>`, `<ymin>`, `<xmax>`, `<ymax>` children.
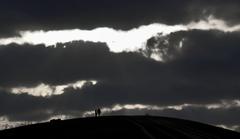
<box><xmin>0</xmin><ymin>116</ymin><xmax>239</xmax><ymax>139</ymax></box>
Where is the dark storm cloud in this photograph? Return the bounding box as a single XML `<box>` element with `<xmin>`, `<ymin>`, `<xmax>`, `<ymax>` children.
<box><xmin>0</xmin><ymin>0</ymin><xmax>240</xmax><ymax>37</ymax></box>
<box><xmin>0</xmin><ymin>41</ymin><xmax>160</xmax><ymax>87</ymax></box>
<box><xmin>0</xmin><ymin>89</ymin><xmax>50</xmax><ymax>121</ymax></box>
<box><xmin>0</xmin><ymin>41</ymin><xmax>110</xmax><ymax>87</ymax></box>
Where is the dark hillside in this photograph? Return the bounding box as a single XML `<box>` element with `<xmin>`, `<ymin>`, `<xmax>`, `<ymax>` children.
<box><xmin>0</xmin><ymin>116</ymin><xmax>239</xmax><ymax>139</ymax></box>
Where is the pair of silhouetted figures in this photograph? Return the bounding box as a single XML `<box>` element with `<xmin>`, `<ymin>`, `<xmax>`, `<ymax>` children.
<box><xmin>95</xmin><ymin>108</ymin><xmax>101</xmax><ymax>117</ymax></box>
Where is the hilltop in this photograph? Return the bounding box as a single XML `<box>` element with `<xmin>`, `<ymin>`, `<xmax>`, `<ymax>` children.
<box><xmin>0</xmin><ymin>116</ymin><xmax>239</xmax><ymax>139</ymax></box>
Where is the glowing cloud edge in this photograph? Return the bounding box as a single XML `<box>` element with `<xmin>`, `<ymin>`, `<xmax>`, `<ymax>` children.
<box><xmin>0</xmin><ymin>16</ymin><xmax>239</xmax><ymax>53</ymax></box>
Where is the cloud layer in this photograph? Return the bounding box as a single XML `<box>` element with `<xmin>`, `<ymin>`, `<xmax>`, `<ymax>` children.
<box><xmin>0</xmin><ymin>17</ymin><xmax>240</xmax><ymax>53</ymax></box>
<box><xmin>0</xmin><ymin>30</ymin><xmax>240</xmax><ymax>129</ymax></box>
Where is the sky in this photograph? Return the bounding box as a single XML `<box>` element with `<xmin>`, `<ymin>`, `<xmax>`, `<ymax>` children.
<box><xmin>0</xmin><ymin>0</ymin><xmax>240</xmax><ymax>132</ymax></box>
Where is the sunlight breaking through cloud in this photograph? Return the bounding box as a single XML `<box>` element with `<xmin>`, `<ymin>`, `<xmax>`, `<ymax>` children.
<box><xmin>217</xmin><ymin>125</ymin><xmax>240</xmax><ymax>132</ymax></box>
<box><xmin>0</xmin><ymin>16</ymin><xmax>239</xmax><ymax>53</ymax></box>
<box><xmin>11</xmin><ymin>80</ymin><xmax>97</xmax><ymax>97</ymax></box>
<box><xmin>82</xmin><ymin>100</ymin><xmax>240</xmax><ymax>117</ymax></box>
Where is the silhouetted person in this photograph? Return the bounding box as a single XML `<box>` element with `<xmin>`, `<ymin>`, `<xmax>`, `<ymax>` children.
<box><xmin>94</xmin><ymin>108</ymin><xmax>101</xmax><ymax>117</ymax></box>
<box><xmin>95</xmin><ymin>109</ymin><xmax>98</xmax><ymax>117</ymax></box>
<box><xmin>97</xmin><ymin>108</ymin><xmax>101</xmax><ymax>116</ymax></box>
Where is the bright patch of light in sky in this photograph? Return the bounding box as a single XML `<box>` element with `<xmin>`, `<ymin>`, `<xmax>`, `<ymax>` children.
<box><xmin>0</xmin><ymin>117</ymin><xmax>26</xmax><ymax>130</ymax></box>
<box><xmin>1</xmin><ymin>100</ymin><xmax>240</xmax><ymax>130</ymax></box>
<box><xmin>82</xmin><ymin>100</ymin><xmax>240</xmax><ymax>117</ymax></box>
<box><xmin>11</xmin><ymin>80</ymin><xmax>97</xmax><ymax>97</ymax></box>
<box><xmin>188</xmin><ymin>16</ymin><xmax>240</xmax><ymax>32</ymax></box>
<box><xmin>0</xmin><ymin>16</ymin><xmax>240</xmax><ymax>52</ymax></box>
<box><xmin>0</xmin><ymin>24</ymin><xmax>186</xmax><ymax>52</ymax></box>
<box><xmin>217</xmin><ymin>125</ymin><xmax>240</xmax><ymax>132</ymax></box>
<box><xmin>206</xmin><ymin>99</ymin><xmax>240</xmax><ymax>109</ymax></box>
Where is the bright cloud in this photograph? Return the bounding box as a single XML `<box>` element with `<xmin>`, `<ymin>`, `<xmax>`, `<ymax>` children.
<box><xmin>187</xmin><ymin>16</ymin><xmax>240</xmax><ymax>32</ymax></box>
<box><xmin>82</xmin><ymin>100</ymin><xmax>240</xmax><ymax>117</ymax></box>
<box><xmin>11</xmin><ymin>80</ymin><xmax>97</xmax><ymax>97</ymax></box>
<box><xmin>217</xmin><ymin>125</ymin><xmax>240</xmax><ymax>132</ymax></box>
<box><xmin>206</xmin><ymin>100</ymin><xmax>240</xmax><ymax>109</ymax></box>
<box><xmin>0</xmin><ymin>17</ymin><xmax>239</xmax><ymax>53</ymax></box>
<box><xmin>0</xmin><ymin>24</ymin><xmax>186</xmax><ymax>52</ymax></box>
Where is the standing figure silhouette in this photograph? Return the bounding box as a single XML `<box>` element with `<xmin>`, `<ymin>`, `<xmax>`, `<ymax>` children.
<box><xmin>94</xmin><ymin>109</ymin><xmax>98</xmax><ymax>117</ymax></box>
<box><xmin>95</xmin><ymin>108</ymin><xmax>101</xmax><ymax>117</ymax></box>
<box><xmin>97</xmin><ymin>108</ymin><xmax>101</xmax><ymax>116</ymax></box>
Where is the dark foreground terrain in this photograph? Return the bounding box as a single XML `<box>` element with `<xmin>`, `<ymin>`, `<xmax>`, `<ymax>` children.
<box><xmin>0</xmin><ymin>116</ymin><xmax>240</xmax><ymax>139</ymax></box>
